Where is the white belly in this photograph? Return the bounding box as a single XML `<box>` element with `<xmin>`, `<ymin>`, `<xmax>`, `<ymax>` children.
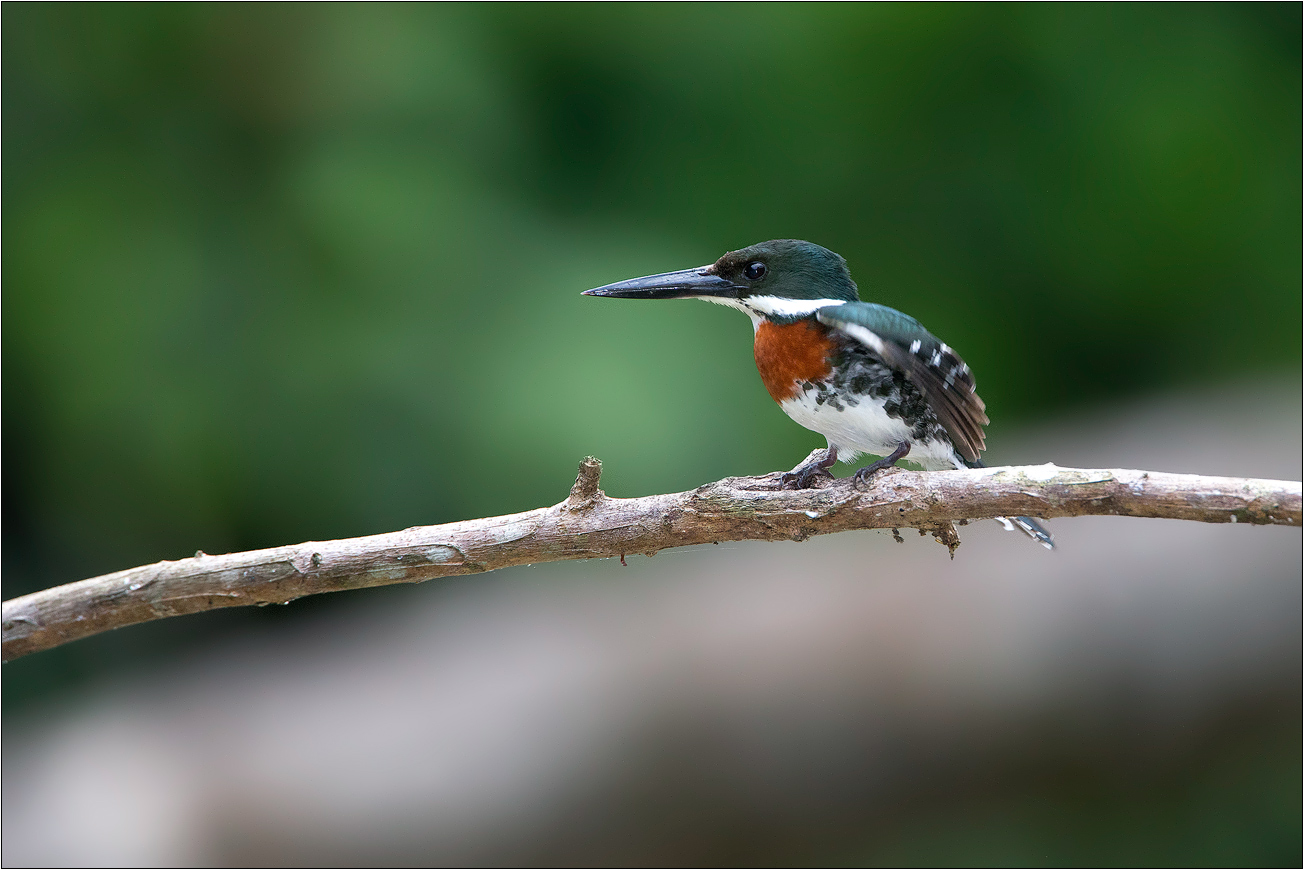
<box><xmin>778</xmin><ymin>391</ymin><xmax>962</xmax><ymax>470</ymax></box>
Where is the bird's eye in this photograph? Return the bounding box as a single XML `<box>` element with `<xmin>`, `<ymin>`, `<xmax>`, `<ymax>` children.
<box><xmin>744</xmin><ymin>261</ymin><xmax>766</xmax><ymax>280</ymax></box>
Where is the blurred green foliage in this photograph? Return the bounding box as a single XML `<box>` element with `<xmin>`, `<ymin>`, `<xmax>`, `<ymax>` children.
<box><xmin>1</xmin><ymin>4</ymin><xmax>1300</xmax><ymax>864</ymax></box>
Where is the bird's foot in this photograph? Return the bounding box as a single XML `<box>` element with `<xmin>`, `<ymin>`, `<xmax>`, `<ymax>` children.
<box><xmin>852</xmin><ymin>440</ymin><xmax>911</xmax><ymax>488</ymax></box>
<box><xmin>781</xmin><ymin>446</ymin><xmax>839</xmax><ymax>490</ymax></box>
<box><xmin>781</xmin><ymin>464</ymin><xmax>834</xmax><ymax>489</ymax></box>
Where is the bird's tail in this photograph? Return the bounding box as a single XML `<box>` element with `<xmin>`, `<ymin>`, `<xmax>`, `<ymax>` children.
<box><xmin>963</xmin><ymin>458</ymin><xmax>1055</xmax><ymax>550</ymax></box>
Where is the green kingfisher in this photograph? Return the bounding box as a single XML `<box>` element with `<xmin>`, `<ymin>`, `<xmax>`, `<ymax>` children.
<box><xmin>584</xmin><ymin>239</ymin><xmax>1054</xmax><ymax>549</ymax></box>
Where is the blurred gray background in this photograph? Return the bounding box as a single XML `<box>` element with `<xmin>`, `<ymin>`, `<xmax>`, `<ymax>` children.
<box><xmin>3</xmin><ymin>5</ymin><xmax>1300</xmax><ymax>866</ymax></box>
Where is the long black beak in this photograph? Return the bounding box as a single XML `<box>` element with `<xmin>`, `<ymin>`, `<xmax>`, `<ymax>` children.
<box><xmin>583</xmin><ymin>266</ymin><xmax>743</xmax><ymax>300</ymax></box>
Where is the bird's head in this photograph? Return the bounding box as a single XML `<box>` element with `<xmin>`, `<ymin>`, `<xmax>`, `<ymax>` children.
<box><xmin>583</xmin><ymin>239</ymin><xmax>860</xmax><ymax>321</ymax></box>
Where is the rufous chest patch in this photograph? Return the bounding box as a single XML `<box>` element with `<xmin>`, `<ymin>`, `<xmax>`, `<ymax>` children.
<box><xmin>753</xmin><ymin>319</ymin><xmax>836</xmax><ymax>403</ymax></box>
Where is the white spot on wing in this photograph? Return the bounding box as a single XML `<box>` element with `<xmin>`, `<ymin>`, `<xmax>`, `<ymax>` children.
<box><xmin>909</xmin><ymin>339</ymin><xmax>921</xmax><ymax>353</ymax></box>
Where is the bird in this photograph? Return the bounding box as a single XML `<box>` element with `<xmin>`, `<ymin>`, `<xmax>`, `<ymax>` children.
<box><xmin>583</xmin><ymin>238</ymin><xmax>1054</xmax><ymax>549</ymax></box>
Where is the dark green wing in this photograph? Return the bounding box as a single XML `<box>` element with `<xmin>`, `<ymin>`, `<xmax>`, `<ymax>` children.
<box><xmin>816</xmin><ymin>302</ymin><xmax>989</xmax><ymax>462</ymax></box>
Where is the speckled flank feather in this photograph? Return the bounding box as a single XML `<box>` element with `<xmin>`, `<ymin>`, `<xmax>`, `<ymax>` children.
<box><xmin>816</xmin><ymin>303</ymin><xmax>988</xmax><ymax>463</ymax></box>
<box><xmin>780</xmin><ymin>390</ymin><xmax>964</xmax><ymax>470</ymax></box>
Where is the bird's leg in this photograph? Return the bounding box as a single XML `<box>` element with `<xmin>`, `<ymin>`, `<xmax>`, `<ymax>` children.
<box><xmin>853</xmin><ymin>440</ymin><xmax>911</xmax><ymax>486</ymax></box>
<box><xmin>781</xmin><ymin>445</ymin><xmax>839</xmax><ymax>489</ymax></box>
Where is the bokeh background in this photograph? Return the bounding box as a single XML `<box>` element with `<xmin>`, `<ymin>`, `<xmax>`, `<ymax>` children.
<box><xmin>3</xmin><ymin>4</ymin><xmax>1300</xmax><ymax>866</ymax></box>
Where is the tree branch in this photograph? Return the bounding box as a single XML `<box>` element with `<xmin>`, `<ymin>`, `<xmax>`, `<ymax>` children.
<box><xmin>4</xmin><ymin>456</ymin><xmax>1299</xmax><ymax>662</ymax></box>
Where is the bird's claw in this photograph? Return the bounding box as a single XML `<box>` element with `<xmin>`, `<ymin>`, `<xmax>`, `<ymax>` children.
<box><xmin>851</xmin><ymin>441</ymin><xmax>911</xmax><ymax>489</ymax></box>
<box><xmin>852</xmin><ymin>461</ymin><xmax>893</xmax><ymax>488</ymax></box>
<box><xmin>781</xmin><ymin>465</ymin><xmax>833</xmax><ymax>489</ymax></box>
